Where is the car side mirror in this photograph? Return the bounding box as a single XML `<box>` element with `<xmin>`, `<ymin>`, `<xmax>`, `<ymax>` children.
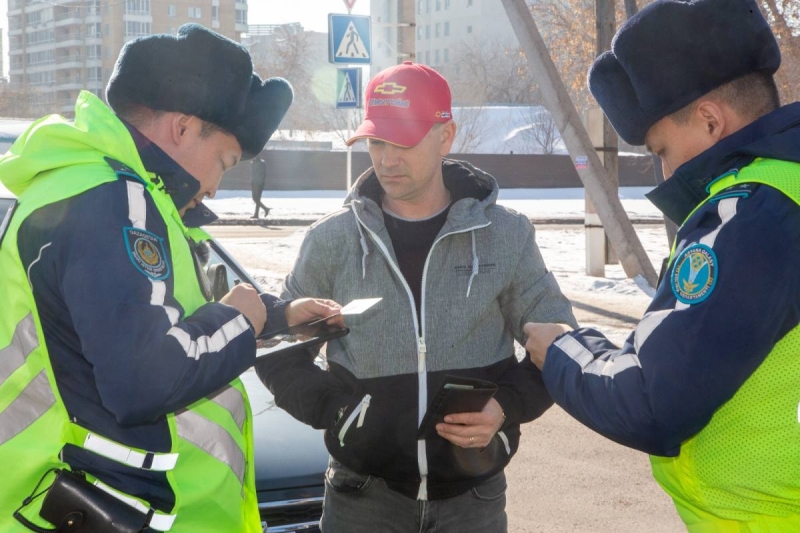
<box><xmin>206</xmin><ymin>263</ymin><xmax>230</xmax><ymax>302</ymax></box>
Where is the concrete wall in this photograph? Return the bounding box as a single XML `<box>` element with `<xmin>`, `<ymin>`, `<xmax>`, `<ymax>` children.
<box><xmin>222</xmin><ymin>150</ymin><xmax>657</xmax><ymax>190</ymax></box>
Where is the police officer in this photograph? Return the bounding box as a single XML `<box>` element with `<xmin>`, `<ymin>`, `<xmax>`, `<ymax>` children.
<box><xmin>523</xmin><ymin>0</ymin><xmax>800</xmax><ymax>530</ymax></box>
<box><xmin>0</xmin><ymin>24</ymin><xmax>340</xmax><ymax>532</ymax></box>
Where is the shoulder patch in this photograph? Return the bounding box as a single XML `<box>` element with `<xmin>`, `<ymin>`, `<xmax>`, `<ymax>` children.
<box><xmin>671</xmin><ymin>243</ymin><xmax>717</xmax><ymax>305</ymax></box>
<box><xmin>710</xmin><ymin>183</ymin><xmax>759</xmax><ymax>203</ymax></box>
<box><xmin>124</xmin><ymin>227</ymin><xmax>170</xmax><ymax>280</ymax></box>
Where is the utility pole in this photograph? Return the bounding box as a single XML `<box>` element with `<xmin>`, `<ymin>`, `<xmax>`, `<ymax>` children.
<box><xmin>499</xmin><ymin>0</ymin><xmax>657</xmax><ymax>287</ymax></box>
<box><xmin>396</xmin><ymin>0</ymin><xmax>416</xmax><ymax>63</ymax></box>
<box><xmin>597</xmin><ymin>0</ymin><xmax>618</xmax><ymax>266</ymax></box>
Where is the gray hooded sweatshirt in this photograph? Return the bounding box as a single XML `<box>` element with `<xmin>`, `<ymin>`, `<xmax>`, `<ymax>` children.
<box><xmin>257</xmin><ymin>159</ymin><xmax>576</xmax><ymax>500</ymax></box>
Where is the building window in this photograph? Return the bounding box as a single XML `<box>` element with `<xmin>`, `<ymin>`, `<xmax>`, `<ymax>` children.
<box><xmin>212</xmin><ymin>6</ymin><xmax>219</xmax><ymax>21</ymax></box>
<box><xmin>86</xmin><ymin>23</ymin><xmax>102</xmax><ymax>38</ymax></box>
<box><xmin>417</xmin><ymin>0</ymin><xmax>423</xmax><ymax>14</ymax></box>
<box><xmin>435</xmin><ymin>49</ymin><xmax>440</xmax><ymax>64</ymax></box>
<box><xmin>467</xmin><ymin>25</ymin><xmax>473</xmax><ymax>33</ymax></box>
<box><xmin>425</xmin><ymin>51</ymin><xmax>430</xmax><ymax>64</ymax></box>
<box><xmin>444</xmin><ymin>48</ymin><xmax>449</xmax><ymax>63</ymax></box>
<box><xmin>467</xmin><ymin>0</ymin><xmax>473</xmax><ymax>6</ymax></box>
<box><xmin>445</xmin><ymin>0</ymin><xmax>451</xmax><ymax>8</ymax></box>
<box><xmin>125</xmin><ymin>0</ymin><xmax>150</xmax><ymax>15</ymax></box>
<box><xmin>417</xmin><ymin>26</ymin><xmax>423</xmax><ymax>40</ymax></box>
<box><xmin>425</xmin><ymin>0</ymin><xmax>430</xmax><ymax>12</ymax></box>
<box><xmin>235</xmin><ymin>8</ymin><xmax>247</xmax><ymax>25</ymax></box>
<box><xmin>26</xmin><ymin>29</ymin><xmax>54</xmax><ymax>45</ymax></box>
<box><xmin>167</xmin><ymin>5</ymin><xmax>176</xmax><ymax>16</ymax></box>
<box><xmin>88</xmin><ymin>67</ymin><xmax>103</xmax><ymax>82</ymax></box>
<box><xmin>444</xmin><ymin>21</ymin><xmax>450</xmax><ymax>36</ymax></box>
<box><xmin>435</xmin><ymin>22</ymin><xmax>440</xmax><ymax>38</ymax></box>
<box><xmin>188</xmin><ymin>7</ymin><xmax>202</xmax><ymax>19</ymax></box>
<box><xmin>436</xmin><ymin>0</ymin><xmax>441</xmax><ymax>10</ymax></box>
<box><xmin>425</xmin><ymin>25</ymin><xmax>430</xmax><ymax>39</ymax></box>
<box><xmin>125</xmin><ymin>21</ymin><xmax>151</xmax><ymax>37</ymax></box>
<box><xmin>86</xmin><ymin>44</ymin><xmax>102</xmax><ymax>59</ymax></box>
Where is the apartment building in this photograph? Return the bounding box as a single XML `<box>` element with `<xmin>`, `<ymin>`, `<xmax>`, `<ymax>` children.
<box><xmin>8</xmin><ymin>0</ymin><xmax>249</xmax><ymax>117</ymax></box>
<box><xmin>370</xmin><ymin>0</ymin><xmax>518</xmax><ymax>75</ymax></box>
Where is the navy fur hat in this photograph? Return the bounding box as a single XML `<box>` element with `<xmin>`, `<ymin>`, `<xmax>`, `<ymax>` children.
<box><xmin>588</xmin><ymin>0</ymin><xmax>780</xmax><ymax>146</ymax></box>
<box><xmin>106</xmin><ymin>24</ymin><xmax>292</xmax><ymax>159</ymax></box>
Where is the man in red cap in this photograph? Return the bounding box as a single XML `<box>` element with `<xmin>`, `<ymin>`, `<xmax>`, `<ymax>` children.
<box><xmin>258</xmin><ymin>62</ymin><xmax>575</xmax><ymax>531</ymax></box>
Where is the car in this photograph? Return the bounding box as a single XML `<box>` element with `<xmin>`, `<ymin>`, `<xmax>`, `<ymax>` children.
<box><xmin>0</xmin><ymin>182</ymin><xmax>328</xmax><ymax>533</ymax></box>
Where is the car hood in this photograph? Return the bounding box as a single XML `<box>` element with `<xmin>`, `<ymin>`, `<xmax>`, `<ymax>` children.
<box><xmin>239</xmin><ymin>369</ymin><xmax>328</xmax><ymax>492</ymax></box>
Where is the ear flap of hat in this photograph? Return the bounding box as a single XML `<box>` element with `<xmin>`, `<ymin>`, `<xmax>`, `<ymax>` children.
<box><xmin>588</xmin><ymin>51</ymin><xmax>651</xmax><ymax>146</ymax></box>
<box><xmin>233</xmin><ymin>76</ymin><xmax>294</xmax><ymax>160</ymax></box>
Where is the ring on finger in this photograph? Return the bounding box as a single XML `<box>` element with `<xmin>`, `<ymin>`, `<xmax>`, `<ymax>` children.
<box><xmin>469</xmin><ymin>436</ymin><xmax>474</xmax><ymax>446</ymax></box>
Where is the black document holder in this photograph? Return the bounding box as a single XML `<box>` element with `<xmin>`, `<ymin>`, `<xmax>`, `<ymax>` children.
<box><xmin>256</xmin><ymin>322</ymin><xmax>350</xmax><ymax>358</ymax></box>
<box><xmin>417</xmin><ymin>375</ymin><xmax>498</xmax><ymax>439</ymax></box>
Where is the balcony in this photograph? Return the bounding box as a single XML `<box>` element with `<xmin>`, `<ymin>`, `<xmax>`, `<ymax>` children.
<box><xmin>55</xmin><ymin>55</ymin><xmax>83</xmax><ymax>69</ymax></box>
<box><xmin>57</xmin><ymin>77</ymin><xmax>84</xmax><ymax>90</ymax></box>
<box><xmin>55</xmin><ymin>32</ymin><xmax>83</xmax><ymax>47</ymax></box>
<box><xmin>55</xmin><ymin>10</ymin><xmax>83</xmax><ymax>25</ymax></box>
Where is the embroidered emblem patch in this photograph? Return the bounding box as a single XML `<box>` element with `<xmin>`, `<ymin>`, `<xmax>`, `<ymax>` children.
<box><xmin>671</xmin><ymin>243</ymin><xmax>717</xmax><ymax>305</ymax></box>
<box><xmin>124</xmin><ymin>227</ymin><xmax>169</xmax><ymax>280</ymax></box>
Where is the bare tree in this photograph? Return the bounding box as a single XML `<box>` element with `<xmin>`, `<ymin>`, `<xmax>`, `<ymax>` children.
<box><xmin>449</xmin><ymin>37</ymin><xmax>540</xmax><ymax>106</ymax></box>
<box><xmin>513</xmin><ymin>107</ymin><xmax>561</xmax><ymax>154</ymax></box>
<box><xmin>759</xmin><ymin>0</ymin><xmax>800</xmax><ymax>104</ymax></box>
<box><xmin>0</xmin><ymin>83</ymin><xmax>39</xmax><ymax>119</ymax></box>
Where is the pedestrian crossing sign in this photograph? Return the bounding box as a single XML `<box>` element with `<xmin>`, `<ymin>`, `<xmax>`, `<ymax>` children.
<box><xmin>336</xmin><ymin>67</ymin><xmax>362</xmax><ymax>109</ymax></box>
<box><xmin>329</xmin><ymin>14</ymin><xmax>371</xmax><ymax>65</ymax></box>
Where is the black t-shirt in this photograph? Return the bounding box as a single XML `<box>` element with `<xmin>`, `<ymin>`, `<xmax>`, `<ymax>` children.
<box><xmin>383</xmin><ymin>205</ymin><xmax>450</xmax><ymax>323</ymax></box>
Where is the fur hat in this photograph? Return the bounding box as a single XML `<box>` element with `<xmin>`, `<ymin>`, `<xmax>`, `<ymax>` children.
<box><xmin>588</xmin><ymin>0</ymin><xmax>780</xmax><ymax>146</ymax></box>
<box><xmin>106</xmin><ymin>23</ymin><xmax>292</xmax><ymax>159</ymax></box>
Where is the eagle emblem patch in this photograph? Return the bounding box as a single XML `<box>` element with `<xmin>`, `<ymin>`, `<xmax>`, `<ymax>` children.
<box><xmin>671</xmin><ymin>243</ymin><xmax>717</xmax><ymax>305</ymax></box>
<box><xmin>124</xmin><ymin>227</ymin><xmax>169</xmax><ymax>280</ymax></box>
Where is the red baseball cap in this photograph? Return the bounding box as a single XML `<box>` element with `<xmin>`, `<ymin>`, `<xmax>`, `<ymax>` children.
<box><xmin>346</xmin><ymin>61</ymin><xmax>452</xmax><ymax>148</ymax></box>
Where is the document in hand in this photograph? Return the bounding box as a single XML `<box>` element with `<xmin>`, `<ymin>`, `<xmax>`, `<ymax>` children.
<box><xmin>256</xmin><ymin>322</ymin><xmax>350</xmax><ymax>358</ymax></box>
<box><xmin>417</xmin><ymin>375</ymin><xmax>498</xmax><ymax>439</ymax></box>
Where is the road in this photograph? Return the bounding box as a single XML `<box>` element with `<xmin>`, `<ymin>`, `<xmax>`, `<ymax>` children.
<box><xmin>208</xmin><ymin>224</ymin><xmax>686</xmax><ymax>533</ymax></box>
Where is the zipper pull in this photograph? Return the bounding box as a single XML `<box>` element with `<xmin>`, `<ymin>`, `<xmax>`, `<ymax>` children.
<box><xmin>357</xmin><ymin>394</ymin><xmax>372</xmax><ymax>428</ymax></box>
<box><xmin>418</xmin><ymin>337</ymin><xmax>427</xmax><ymax>374</ymax></box>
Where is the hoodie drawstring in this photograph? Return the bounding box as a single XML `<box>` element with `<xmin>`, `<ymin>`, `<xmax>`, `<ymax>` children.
<box><xmin>353</xmin><ymin>205</ymin><xmax>370</xmax><ymax>279</ymax></box>
<box><xmin>466</xmin><ymin>231</ymin><xmax>479</xmax><ymax>298</ymax></box>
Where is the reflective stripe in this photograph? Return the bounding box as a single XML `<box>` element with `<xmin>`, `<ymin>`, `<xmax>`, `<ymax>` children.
<box><xmin>151</xmin><ymin>280</ymin><xmax>180</xmax><ymax>326</ymax></box>
<box><xmin>700</xmin><ymin>197</ymin><xmax>738</xmax><ymax>248</ymax></box>
<box><xmin>167</xmin><ymin>315</ymin><xmax>250</xmax><ymax>360</ymax></box>
<box><xmin>0</xmin><ymin>371</ymin><xmax>55</xmax><ymax>445</ymax></box>
<box><xmin>208</xmin><ymin>385</ymin><xmax>246</xmax><ymax>432</ymax></box>
<box><xmin>26</xmin><ymin>242</ymin><xmax>51</xmax><ymax>286</ymax></box>
<box><xmin>554</xmin><ymin>335</ymin><xmax>594</xmax><ymax>369</ymax></box>
<box><xmin>0</xmin><ymin>313</ymin><xmax>39</xmax><ymax>386</ymax></box>
<box><xmin>634</xmin><ymin>309</ymin><xmax>672</xmax><ymax>353</ymax></box>
<box><xmin>84</xmin><ymin>432</ymin><xmax>178</xmax><ymax>471</ymax></box>
<box><xmin>555</xmin><ymin>334</ymin><xmax>640</xmax><ymax>377</ymax></box>
<box><xmin>584</xmin><ymin>353</ymin><xmax>641</xmax><ymax>377</ymax></box>
<box><xmin>127</xmin><ymin>181</ymin><xmax>147</xmax><ymax>229</ymax></box>
<box><xmin>93</xmin><ymin>479</ymin><xmax>177</xmax><ymax>532</ymax></box>
<box><xmin>175</xmin><ymin>409</ymin><xmax>245</xmax><ymax>484</ymax></box>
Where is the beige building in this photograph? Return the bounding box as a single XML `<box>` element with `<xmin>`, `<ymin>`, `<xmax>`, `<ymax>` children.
<box><xmin>8</xmin><ymin>0</ymin><xmax>249</xmax><ymax>117</ymax></box>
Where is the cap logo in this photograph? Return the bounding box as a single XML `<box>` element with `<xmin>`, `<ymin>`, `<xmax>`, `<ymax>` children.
<box><xmin>374</xmin><ymin>82</ymin><xmax>407</xmax><ymax>95</ymax></box>
<box><xmin>435</xmin><ymin>111</ymin><xmax>451</xmax><ymax>119</ymax></box>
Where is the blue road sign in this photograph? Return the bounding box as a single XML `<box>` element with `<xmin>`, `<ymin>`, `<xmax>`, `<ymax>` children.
<box><xmin>336</xmin><ymin>67</ymin><xmax>362</xmax><ymax>109</ymax></box>
<box><xmin>329</xmin><ymin>14</ymin><xmax>371</xmax><ymax>65</ymax></box>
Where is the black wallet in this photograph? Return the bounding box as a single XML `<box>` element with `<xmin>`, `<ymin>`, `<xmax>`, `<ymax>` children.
<box><xmin>37</xmin><ymin>469</ymin><xmax>148</xmax><ymax>533</ymax></box>
<box><xmin>417</xmin><ymin>375</ymin><xmax>498</xmax><ymax>439</ymax></box>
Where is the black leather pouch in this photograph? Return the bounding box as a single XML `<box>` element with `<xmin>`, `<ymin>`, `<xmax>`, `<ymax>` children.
<box><xmin>38</xmin><ymin>470</ymin><xmax>148</xmax><ymax>533</ymax></box>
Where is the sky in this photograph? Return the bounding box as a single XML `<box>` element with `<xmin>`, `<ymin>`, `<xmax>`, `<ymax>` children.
<box><xmin>240</xmin><ymin>0</ymin><xmax>369</xmax><ymax>32</ymax></box>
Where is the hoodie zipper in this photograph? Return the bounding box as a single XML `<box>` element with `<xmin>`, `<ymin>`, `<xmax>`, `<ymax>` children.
<box><xmin>353</xmin><ymin>205</ymin><xmax>492</xmax><ymax>498</ymax></box>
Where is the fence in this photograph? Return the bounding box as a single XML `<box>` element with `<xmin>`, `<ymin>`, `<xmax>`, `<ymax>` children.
<box><xmin>221</xmin><ymin>150</ymin><xmax>657</xmax><ymax>191</ymax></box>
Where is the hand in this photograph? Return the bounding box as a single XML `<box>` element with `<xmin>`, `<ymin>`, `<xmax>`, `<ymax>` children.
<box><xmin>286</xmin><ymin>298</ymin><xmax>345</xmax><ymax>328</ymax></box>
<box><xmin>221</xmin><ymin>284</ymin><xmax>267</xmax><ymax>337</ymax></box>
<box><xmin>435</xmin><ymin>398</ymin><xmax>505</xmax><ymax>449</ymax></box>
<box><xmin>524</xmin><ymin>323</ymin><xmax>573</xmax><ymax>369</ymax></box>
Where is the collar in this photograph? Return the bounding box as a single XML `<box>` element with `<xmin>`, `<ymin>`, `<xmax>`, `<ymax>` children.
<box><xmin>123</xmin><ymin>121</ymin><xmax>218</xmax><ymax>227</ymax></box>
<box><xmin>646</xmin><ymin>103</ymin><xmax>800</xmax><ymax>225</ymax></box>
